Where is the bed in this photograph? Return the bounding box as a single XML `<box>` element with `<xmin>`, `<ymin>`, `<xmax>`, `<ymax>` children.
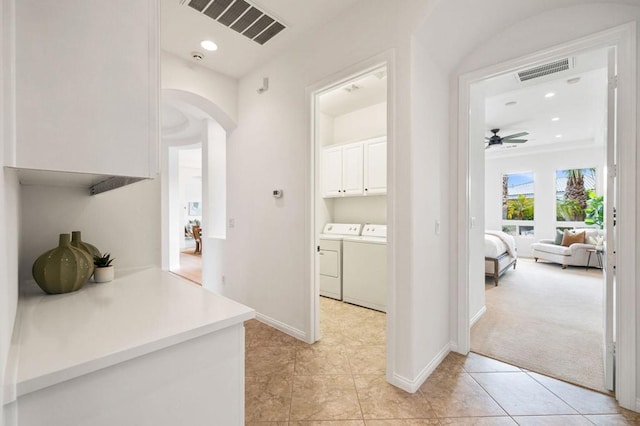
<box><xmin>484</xmin><ymin>231</ymin><xmax>517</xmax><ymax>286</ymax></box>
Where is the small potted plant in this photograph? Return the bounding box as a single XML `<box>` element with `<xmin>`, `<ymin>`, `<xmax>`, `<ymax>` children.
<box><xmin>93</xmin><ymin>253</ymin><xmax>115</xmax><ymax>283</ymax></box>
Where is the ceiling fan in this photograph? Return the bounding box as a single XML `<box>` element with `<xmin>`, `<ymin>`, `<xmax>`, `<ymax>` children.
<box><xmin>485</xmin><ymin>128</ymin><xmax>529</xmax><ymax>149</ymax></box>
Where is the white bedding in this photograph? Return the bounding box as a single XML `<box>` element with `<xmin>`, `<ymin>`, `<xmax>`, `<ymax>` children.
<box><xmin>484</xmin><ymin>234</ymin><xmax>508</xmax><ymax>258</ymax></box>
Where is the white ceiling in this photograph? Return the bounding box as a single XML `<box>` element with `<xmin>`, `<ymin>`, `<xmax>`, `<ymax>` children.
<box><xmin>161</xmin><ymin>103</ymin><xmax>203</xmax><ymax>143</ymax></box>
<box><xmin>161</xmin><ymin>0</ymin><xmax>360</xmax><ymax>78</ymax></box>
<box><xmin>484</xmin><ymin>48</ymin><xmax>608</xmax><ymax>156</ymax></box>
<box><xmin>319</xmin><ymin>69</ymin><xmax>387</xmax><ymax>117</ymax></box>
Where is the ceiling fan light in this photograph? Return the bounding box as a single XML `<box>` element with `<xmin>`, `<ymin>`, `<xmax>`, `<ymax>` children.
<box><xmin>544</xmin><ymin>92</ymin><xmax>556</xmax><ymax>98</ymax></box>
<box><xmin>551</xmin><ymin>117</ymin><xmax>560</xmax><ymax>121</ymax></box>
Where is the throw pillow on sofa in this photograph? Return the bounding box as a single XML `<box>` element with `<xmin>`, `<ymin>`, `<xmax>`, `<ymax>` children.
<box><xmin>561</xmin><ymin>230</ymin><xmax>585</xmax><ymax>247</ymax></box>
<box><xmin>554</xmin><ymin>229</ymin><xmax>564</xmax><ymax>245</ymax></box>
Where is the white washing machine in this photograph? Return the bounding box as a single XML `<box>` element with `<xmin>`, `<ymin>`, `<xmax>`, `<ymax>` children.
<box><xmin>319</xmin><ymin>223</ymin><xmax>362</xmax><ymax>300</ymax></box>
<box><xmin>342</xmin><ymin>224</ymin><xmax>387</xmax><ymax>312</ymax></box>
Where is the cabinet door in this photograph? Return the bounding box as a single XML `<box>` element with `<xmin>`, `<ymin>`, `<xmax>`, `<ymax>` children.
<box><xmin>364</xmin><ymin>139</ymin><xmax>387</xmax><ymax>195</ymax></box>
<box><xmin>322</xmin><ymin>146</ymin><xmax>343</xmax><ymax>197</ymax></box>
<box><xmin>342</xmin><ymin>143</ymin><xmax>364</xmax><ymax>196</ymax></box>
<box><xmin>11</xmin><ymin>0</ymin><xmax>159</xmax><ymax>178</ymax></box>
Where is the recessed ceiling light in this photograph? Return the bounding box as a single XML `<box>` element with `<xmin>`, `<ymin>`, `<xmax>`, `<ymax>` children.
<box><xmin>567</xmin><ymin>77</ymin><xmax>581</xmax><ymax>84</ymax></box>
<box><xmin>505</xmin><ymin>101</ymin><xmax>517</xmax><ymax>107</ymax></box>
<box><xmin>555</xmin><ymin>134</ymin><xmax>563</xmax><ymax>138</ymax></box>
<box><xmin>200</xmin><ymin>40</ymin><xmax>218</xmax><ymax>51</ymax></box>
<box><xmin>545</xmin><ymin>92</ymin><xmax>556</xmax><ymax>98</ymax></box>
<box><xmin>551</xmin><ymin>117</ymin><xmax>560</xmax><ymax>121</ymax></box>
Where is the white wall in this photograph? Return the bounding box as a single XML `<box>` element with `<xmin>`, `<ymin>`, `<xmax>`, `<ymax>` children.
<box><xmin>333</xmin><ymin>196</ymin><xmax>386</xmax><ymax>224</ymax></box>
<box><xmin>412</xmin><ymin>0</ymin><xmax>640</xmax><ymax>410</ymax></box>
<box><xmin>0</xmin><ymin>173</ymin><xmax>19</xmax><ymax>426</ymax></box>
<box><xmin>19</xmin><ymin>180</ymin><xmax>162</xmax><ymax>281</ymax></box>
<box><xmin>319</xmin><ymin>113</ymin><xmax>334</xmax><ymax>147</ymax></box>
<box><xmin>485</xmin><ymin>144</ymin><xmax>605</xmax><ymax>256</ymax></box>
<box><xmin>408</xmin><ymin>33</ymin><xmax>452</xmax><ymax>381</ymax></box>
<box><xmin>225</xmin><ymin>0</ymin><xmax>438</xmax><ymax>388</ymax></box>
<box><xmin>1</xmin><ymin>0</ymin><xmax>21</xmax><ymax>423</ymax></box>
<box><xmin>333</xmin><ymin>102</ymin><xmax>387</xmax><ymax>144</ymax></box>
<box><xmin>161</xmin><ymin>51</ymin><xmax>237</xmax><ymax>127</ymax></box>
<box><xmin>0</xmin><ymin>172</ymin><xmax>19</xmax><ymax>426</ymax></box>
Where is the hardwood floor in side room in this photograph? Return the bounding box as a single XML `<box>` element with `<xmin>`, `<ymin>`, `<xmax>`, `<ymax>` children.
<box><xmin>171</xmin><ymin>250</ymin><xmax>202</xmax><ymax>285</ymax></box>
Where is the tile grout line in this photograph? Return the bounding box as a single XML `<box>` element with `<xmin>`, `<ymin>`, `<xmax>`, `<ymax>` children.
<box><xmin>344</xmin><ymin>340</ymin><xmax>366</xmax><ymax>422</ymax></box>
<box><xmin>521</xmin><ymin>370</ymin><xmax>604</xmax><ymax>422</ymax></box>
<box><xmin>287</xmin><ymin>345</ymin><xmax>298</xmax><ymax>423</ymax></box>
<box><xmin>465</xmin><ymin>370</ymin><xmax>519</xmax><ymax>423</ymax></box>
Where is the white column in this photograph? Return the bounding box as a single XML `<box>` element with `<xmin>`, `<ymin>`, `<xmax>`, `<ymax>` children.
<box><xmin>201</xmin><ymin>119</ymin><xmax>227</xmax><ymax>293</ymax></box>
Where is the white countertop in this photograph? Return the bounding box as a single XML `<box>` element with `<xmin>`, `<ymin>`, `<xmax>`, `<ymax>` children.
<box><xmin>8</xmin><ymin>267</ymin><xmax>255</xmax><ymax>399</ymax></box>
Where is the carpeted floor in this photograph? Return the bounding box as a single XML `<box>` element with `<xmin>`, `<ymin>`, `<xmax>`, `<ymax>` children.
<box><xmin>471</xmin><ymin>257</ymin><xmax>608</xmax><ymax>393</ymax></box>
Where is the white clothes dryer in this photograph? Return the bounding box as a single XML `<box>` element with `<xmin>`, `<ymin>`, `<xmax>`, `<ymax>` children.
<box><xmin>342</xmin><ymin>224</ymin><xmax>387</xmax><ymax>312</ymax></box>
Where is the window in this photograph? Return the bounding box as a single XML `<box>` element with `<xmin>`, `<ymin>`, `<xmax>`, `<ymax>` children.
<box><xmin>501</xmin><ymin>172</ymin><xmax>535</xmax><ymax>238</ymax></box>
<box><xmin>555</xmin><ymin>168</ymin><xmax>596</xmax><ymax>222</ymax></box>
<box><xmin>502</xmin><ymin>172</ymin><xmax>534</xmax><ymax>220</ymax></box>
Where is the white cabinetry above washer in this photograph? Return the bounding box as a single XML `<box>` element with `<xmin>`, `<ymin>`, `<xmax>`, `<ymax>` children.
<box><xmin>364</xmin><ymin>138</ymin><xmax>387</xmax><ymax>195</ymax></box>
<box><xmin>321</xmin><ymin>137</ymin><xmax>386</xmax><ymax>198</ymax></box>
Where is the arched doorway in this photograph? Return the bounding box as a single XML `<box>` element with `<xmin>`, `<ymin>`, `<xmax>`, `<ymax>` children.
<box><xmin>160</xmin><ymin>89</ymin><xmax>235</xmax><ymax>292</ymax></box>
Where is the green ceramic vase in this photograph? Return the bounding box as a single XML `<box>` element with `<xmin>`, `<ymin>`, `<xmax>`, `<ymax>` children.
<box><xmin>32</xmin><ymin>234</ymin><xmax>93</xmax><ymax>294</ymax></box>
<box><xmin>70</xmin><ymin>231</ymin><xmax>101</xmax><ymax>260</ymax></box>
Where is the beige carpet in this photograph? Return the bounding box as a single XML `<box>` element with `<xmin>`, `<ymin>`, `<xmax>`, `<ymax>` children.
<box><xmin>471</xmin><ymin>258</ymin><xmax>608</xmax><ymax>393</ymax></box>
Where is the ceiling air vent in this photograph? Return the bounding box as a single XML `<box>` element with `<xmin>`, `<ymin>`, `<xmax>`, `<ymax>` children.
<box><xmin>187</xmin><ymin>0</ymin><xmax>286</xmax><ymax>45</ymax></box>
<box><xmin>517</xmin><ymin>58</ymin><xmax>572</xmax><ymax>82</ymax></box>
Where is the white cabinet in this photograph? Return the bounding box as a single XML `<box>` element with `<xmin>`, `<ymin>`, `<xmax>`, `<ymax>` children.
<box><xmin>364</xmin><ymin>138</ymin><xmax>387</xmax><ymax>195</ymax></box>
<box><xmin>322</xmin><ymin>146</ymin><xmax>344</xmax><ymax>197</ymax></box>
<box><xmin>9</xmin><ymin>269</ymin><xmax>254</xmax><ymax>426</ymax></box>
<box><xmin>322</xmin><ymin>143</ymin><xmax>364</xmax><ymax>197</ymax></box>
<box><xmin>6</xmin><ymin>0</ymin><xmax>159</xmax><ymax>179</ymax></box>
<box><xmin>342</xmin><ymin>143</ymin><xmax>365</xmax><ymax>196</ymax></box>
<box><xmin>321</xmin><ymin>137</ymin><xmax>386</xmax><ymax>198</ymax></box>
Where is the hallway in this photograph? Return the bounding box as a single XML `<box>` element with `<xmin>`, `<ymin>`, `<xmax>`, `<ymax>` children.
<box><xmin>244</xmin><ymin>298</ymin><xmax>637</xmax><ymax>424</ymax></box>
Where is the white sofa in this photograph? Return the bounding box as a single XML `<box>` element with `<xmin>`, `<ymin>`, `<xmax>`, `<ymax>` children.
<box><xmin>531</xmin><ymin>229</ymin><xmax>604</xmax><ymax>269</ymax></box>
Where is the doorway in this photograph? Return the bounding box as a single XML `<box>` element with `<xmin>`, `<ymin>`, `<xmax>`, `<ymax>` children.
<box><xmin>313</xmin><ymin>65</ymin><xmax>388</xmax><ymax>336</ymax></box>
<box><xmin>160</xmin><ymin>89</ymin><xmax>231</xmax><ymax>292</ymax></box>
<box><xmin>469</xmin><ymin>47</ymin><xmax>611</xmax><ymax>393</ymax></box>
<box><xmin>171</xmin><ymin>145</ymin><xmax>203</xmax><ymax>284</ymax></box>
<box><xmin>456</xmin><ymin>24</ymin><xmax>637</xmax><ymax>406</ymax></box>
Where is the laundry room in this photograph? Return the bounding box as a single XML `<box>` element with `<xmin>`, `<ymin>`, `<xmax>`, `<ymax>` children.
<box><xmin>315</xmin><ymin>66</ymin><xmax>388</xmax><ymax>317</ymax></box>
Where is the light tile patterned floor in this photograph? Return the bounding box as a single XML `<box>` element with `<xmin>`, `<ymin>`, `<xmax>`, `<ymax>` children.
<box><xmin>245</xmin><ymin>297</ymin><xmax>639</xmax><ymax>425</ymax></box>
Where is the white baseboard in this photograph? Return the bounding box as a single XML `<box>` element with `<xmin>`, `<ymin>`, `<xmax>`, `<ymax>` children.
<box><xmin>449</xmin><ymin>340</ymin><xmax>459</xmax><ymax>353</ymax></box>
<box><xmin>636</xmin><ymin>397</ymin><xmax>640</xmax><ymax>413</ymax></box>
<box><xmin>387</xmin><ymin>342</ymin><xmax>451</xmax><ymax>393</ymax></box>
<box><xmin>469</xmin><ymin>305</ymin><xmax>487</xmax><ymax>327</ymax></box>
<box><xmin>255</xmin><ymin>312</ymin><xmax>308</xmax><ymax>342</ymax></box>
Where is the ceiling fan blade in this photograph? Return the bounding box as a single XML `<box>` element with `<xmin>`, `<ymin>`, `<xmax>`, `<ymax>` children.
<box><xmin>485</xmin><ymin>145</ymin><xmax>491</xmax><ymax>150</ymax></box>
<box><xmin>485</xmin><ymin>137</ymin><xmax>490</xmax><ymax>141</ymax></box>
<box><xmin>502</xmin><ymin>132</ymin><xmax>529</xmax><ymax>140</ymax></box>
<box><xmin>507</xmin><ymin>139</ymin><xmax>528</xmax><ymax>143</ymax></box>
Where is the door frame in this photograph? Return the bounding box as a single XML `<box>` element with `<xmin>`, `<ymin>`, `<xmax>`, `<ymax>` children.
<box><xmin>306</xmin><ymin>50</ymin><xmax>396</xmax><ymax>380</ymax></box>
<box><xmin>455</xmin><ymin>23</ymin><xmax>637</xmax><ymax>409</ymax></box>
